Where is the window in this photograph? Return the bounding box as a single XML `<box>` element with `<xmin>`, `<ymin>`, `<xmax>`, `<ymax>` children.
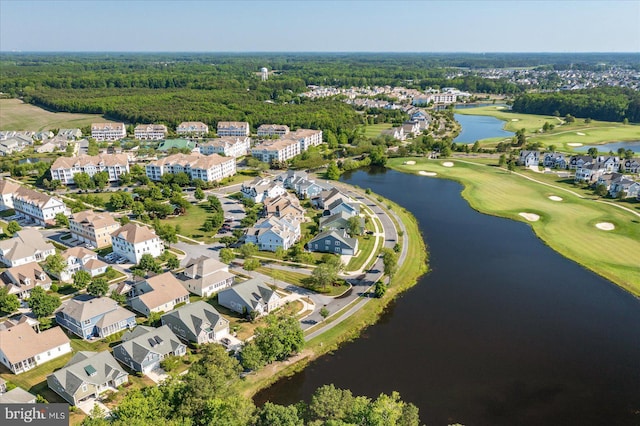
<box><xmin>81</xmin><ymin>384</ymin><xmax>87</xmax><ymax>392</ymax></box>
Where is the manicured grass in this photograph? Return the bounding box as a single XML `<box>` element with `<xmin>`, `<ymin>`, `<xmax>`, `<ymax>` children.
<box><xmin>361</xmin><ymin>123</ymin><xmax>393</xmax><ymax>138</ymax></box>
<box><xmin>346</xmin><ymin>235</ymin><xmax>380</xmax><ymax>271</ymax></box>
<box><xmin>159</xmin><ymin>203</ymin><xmax>218</xmax><ymax>242</ymax></box>
<box><xmin>389</xmin><ymin>157</ymin><xmax>640</xmax><ymax>295</ymax></box>
<box><xmin>0</xmin><ymin>98</ymin><xmax>114</xmax><ymax>131</ymax></box>
<box><xmin>0</xmin><ymin>353</ymin><xmax>74</xmax><ymax>402</ymax></box>
<box><xmin>256</xmin><ymin>266</ymin><xmax>350</xmax><ymax>297</ymax></box>
<box><xmin>0</xmin><ymin>209</ymin><xmax>15</xmax><ymax>218</ymax></box>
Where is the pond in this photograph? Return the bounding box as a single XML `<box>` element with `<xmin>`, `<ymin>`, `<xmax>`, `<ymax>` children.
<box><xmin>574</xmin><ymin>140</ymin><xmax>640</xmax><ymax>153</ymax></box>
<box><xmin>453</xmin><ymin>113</ymin><xmax>514</xmax><ymax>143</ymax></box>
<box><xmin>255</xmin><ymin>168</ymin><xmax>640</xmax><ymax>426</ymax></box>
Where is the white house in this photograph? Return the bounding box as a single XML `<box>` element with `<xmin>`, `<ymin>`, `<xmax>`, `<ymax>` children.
<box><xmin>240</xmin><ymin>177</ymin><xmax>286</xmax><ymax>203</ymax></box>
<box><xmin>0</xmin><ymin>179</ymin><xmax>20</xmax><ymax>210</ymax></box>
<box><xmin>176</xmin><ymin>256</ymin><xmax>235</xmax><ymax>297</ymax></box>
<box><xmin>288</xmin><ymin>129</ymin><xmax>323</xmax><ymax>151</ymax></box>
<box><xmin>91</xmin><ymin>123</ymin><xmax>126</xmax><ymax>141</ymax></box>
<box><xmin>58</xmin><ymin>247</ymin><xmax>108</xmax><ymax>282</ymax></box>
<box><xmin>518</xmin><ymin>150</ymin><xmax>540</xmax><ymax>167</ymax></box>
<box><xmin>134</xmin><ymin>124</ymin><xmax>168</xmax><ymax>140</ymax></box>
<box><xmin>198</xmin><ymin>136</ymin><xmax>251</xmax><ymax>157</ymax></box>
<box><xmin>244</xmin><ymin>214</ymin><xmax>300</xmax><ymax>251</ymax></box>
<box><xmin>145</xmin><ymin>152</ymin><xmax>236</xmax><ymax>183</ymax></box>
<box><xmin>111</xmin><ymin>223</ymin><xmax>163</xmax><ymax>264</ymax></box>
<box><xmin>216</xmin><ymin>121</ymin><xmax>250</xmax><ymax>137</ymax></box>
<box><xmin>0</xmin><ymin>322</ymin><xmax>71</xmax><ymax>374</ymax></box>
<box><xmin>50</xmin><ymin>154</ymin><xmax>130</xmax><ymax>185</ymax></box>
<box><xmin>0</xmin><ymin>229</ymin><xmax>56</xmax><ymax>267</ymax></box>
<box><xmin>12</xmin><ymin>186</ymin><xmax>68</xmax><ymax>226</ymax></box>
<box><xmin>257</xmin><ymin>124</ymin><xmax>290</xmax><ymax>137</ymax></box>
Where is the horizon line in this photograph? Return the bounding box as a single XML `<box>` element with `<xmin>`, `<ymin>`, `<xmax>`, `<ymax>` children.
<box><xmin>1</xmin><ymin>51</ymin><xmax>639</xmax><ymax>55</ymax></box>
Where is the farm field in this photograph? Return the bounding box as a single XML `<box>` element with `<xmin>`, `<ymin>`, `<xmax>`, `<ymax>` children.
<box><xmin>0</xmin><ymin>98</ymin><xmax>114</xmax><ymax>131</ymax></box>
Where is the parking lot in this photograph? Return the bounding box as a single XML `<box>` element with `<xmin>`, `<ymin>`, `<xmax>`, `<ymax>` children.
<box><xmin>103</xmin><ymin>251</ymin><xmax>130</xmax><ymax>265</ymax></box>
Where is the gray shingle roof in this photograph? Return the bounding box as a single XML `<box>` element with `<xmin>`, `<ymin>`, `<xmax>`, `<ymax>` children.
<box><xmin>48</xmin><ymin>351</ymin><xmax>126</xmax><ymax>396</ymax></box>
<box><xmin>161</xmin><ymin>301</ymin><xmax>228</xmax><ymax>342</ymax></box>
<box><xmin>114</xmin><ymin>325</ymin><xmax>183</xmax><ymax>364</ymax></box>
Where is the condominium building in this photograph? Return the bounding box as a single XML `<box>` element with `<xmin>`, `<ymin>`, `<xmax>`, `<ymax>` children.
<box><xmin>217</xmin><ymin>121</ymin><xmax>250</xmax><ymax>137</ymax></box>
<box><xmin>288</xmin><ymin>129</ymin><xmax>323</xmax><ymax>151</ymax></box>
<box><xmin>256</xmin><ymin>124</ymin><xmax>290</xmax><ymax>137</ymax></box>
<box><xmin>250</xmin><ymin>138</ymin><xmax>300</xmax><ymax>163</ymax></box>
<box><xmin>176</xmin><ymin>122</ymin><xmax>209</xmax><ymax>137</ymax></box>
<box><xmin>69</xmin><ymin>210</ymin><xmax>120</xmax><ymax>249</ymax></box>
<box><xmin>145</xmin><ymin>152</ymin><xmax>236</xmax><ymax>183</ymax></box>
<box><xmin>111</xmin><ymin>223</ymin><xmax>163</xmax><ymax>264</ymax></box>
<box><xmin>134</xmin><ymin>124</ymin><xmax>168</xmax><ymax>140</ymax></box>
<box><xmin>198</xmin><ymin>136</ymin><xmax>251</xmax><ymax>158</ymax></box>
<box><xmin>91</xmin><ymin>123</ymin><xmax>126</xmax><ymax>141</ymax></box>
<box><xmin>50</xmin><ymin>154</ymin><xmax>130</xmax><ymax>185</ymax></box>
<box><xmin>12</xmin><ymin>186</ymin><xmax>68</xmax><ymax>226</ymax></box>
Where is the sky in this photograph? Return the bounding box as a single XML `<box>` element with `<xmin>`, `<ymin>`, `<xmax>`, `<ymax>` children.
<box><xmin>1</xmin><ymin>0</ymin><xmax>639</xmax><ymax>52</ymax></box>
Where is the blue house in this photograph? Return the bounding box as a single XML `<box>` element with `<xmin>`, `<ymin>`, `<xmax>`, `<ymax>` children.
<box><xmin>308</xmin><ymin>229</ymin><xmax>359</xmax><ymax>255</ymax></box>
<box><xmin>56</xmin><ymin>296</ymin><xmax>136</xmax><ymax>339</ymax></box>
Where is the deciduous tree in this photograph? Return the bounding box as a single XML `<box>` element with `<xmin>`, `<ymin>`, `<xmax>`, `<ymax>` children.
<box><xmin>28</xmin><ymin>287</ymin><xmax>61</xmax><ymax>318</ymax></box>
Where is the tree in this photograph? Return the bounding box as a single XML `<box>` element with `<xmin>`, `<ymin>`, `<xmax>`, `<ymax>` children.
<box><xmin>595</xmin><ymin>184</ymin><xmax>609</xmax><ymax>197</ymax></box>
<box><xmin>311</xmin><ymin>263</ymin><xmax>338</xmax><ymax>290</ymax></box>
<box><xmin>381</xmin><ymin>248</ymin><xmax>398</xmax><ymax>284</ymax></box>
<box><xmin>6</xmin><ymin>220</ymin><xmax>21</xmax><ymax>236</ymax></box>
<box><xmin>320</xmin><ymin>307</ymin><xmax>330</xmax><ymax>321</ymax></box>
<box><xmin>240</xmin><ymin>243</ymin><xmax>258</xmax><ymax>259</ymax></box>
<box><xmin>274</xmin><ymin>246</ymin><xmax>286</xmax><ymax>260</ymax></box>
<box><xmin>131</xmin><ymin>201</ymin><xmax>145</xmax><ymax>217</ymax></box>
<box><xmin>374</xmin><ymin>281</ymin><xmax>387</xmax><ymax>298</ymax></box>
<box><xmin>119</xmin><ymin>215</ymin><xmax>130</xmax><ymax>225</ymax></box>
<box><xmin>93</xmin><ymin>171</ymin><xmax>110</xmax><ymax>189</ymax></box>
<box><xmin>219</xmin><ymin>248</ymin><xmax>235</xmax><ymax>264</ymax></box>
<box><xmin>28</xmin><ymin>287</ymin><xmax>61</xmax><ymax>318</ymax></box>
<box><xmin>72</xmin><ymin>270</ymin><xmax>92</xmax><ymax>289</ymax></box>
<box><xmin>0</xmin><ymin>287</ymin><xmax>20</xmax><ymax>314</ymax></box>
<box><xmin>44</xmin><ymin>253</ymin><xmax>67</xmax><ymax>277</ymax></box>
<box><xmin>347</xmin><ymin>216</ymin><xmax>363</xmax><ymax>236</ymax></box>
<box><xmin>587</xmin><ymin>147</ymin><xmax>598</xmax><ymax>158</ymax></box>
<box><xmin>194</xmin><ymin>186</ymin><xmax>205</xmax><ymax>200</ymax></box>
<box><xmin>256</xmin><ymin>403</ymin><xmax>303</xmax><ymax>426</ymax></box>
<box><xmin>55</xmin><ymin>213</ymin><xmax>69</xmax><ymax>227</ymax></box>
<box><xmin>166</xmin><ymin>255</ymin><xmax>180</xmax><ymax>270</ymax></box>
<box><xmin>73</xmin><ymin>172</ymin><xmax>94</xmax><ymax>190</ymax></box>
<box><xmin>472</xmin><ymin>141</ymin><xmax>480</xmax><ymax>152</ymax></box>
<box><xmin>369</xmin><ymin>145</ymin><xmax>388</xmax><ymax>166</ymax></box>
<box><xmin>253</xmin><ymin>314</ymin><xmax>304</xmax><ymax>363</ymax></box>
<box><xmin>326</xmin><ymin>161</ymin><xmax>341</xmax><ymax>180</ymax></box>
<box><xmin>87</xmin><ymin>277</ymin><xmax>109</xmax><ymax>297</ymax></box>
<box><xmin>138</xmin><ymin>253</ymin><xmax>160</xmax><ymax>273</ymax></box>
<box><xmin>173</xmin><ymin>172</ymin><xmax>191</xmax><ymax>186</ymax></box>
<box><xmin>244</xmin><ymin>258</ymin><xmax>260</xmax><ymax>271</ymax></box>
<box><xmin>498</xmin><ymin>154</ymin><xmax>506</xmax><ymax>167</ymax></box>
<box><xmin>240</xmin><ymin>341</ymin><xmax>265</xmax><ymax>371</ymax></box>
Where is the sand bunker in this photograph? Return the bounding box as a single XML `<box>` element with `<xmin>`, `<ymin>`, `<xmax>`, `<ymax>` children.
<box><xmin>576</xmin><ymin>132</ymin><xmax>585</xmax><ymax>136</ymax></box>
<box><xmin>418</xmin><ymin>171</ymin><xmax>437</xmax><ymax>176</ymax></box>
<box><xmin>567</xmin><ymin>143</ymin><xmax>583</xmax><ymax>147</ymax></box>
<box><xmin>548</xmin><ymin>196</ymin><xmax>563</xmax><ymax>201</ymax></box>
<box><xmin>496</xmin><ymin>106</ymin><xmax>506</xmax><ymax>110</ymax></box>
<box><xmin>442</xmin><ymin>162</ymin><xmax>454</xmax><ymax>167</ymax></box>
<box><xmin>404</xmin><ymin>160</ymin><xmax>416</xmax><ymax>165</ymax></box>
<box><xmin>511</xmin><ymin>119</ymin><xmax>519</xmax><ymax>121</ymax></box>
<box><xmin>519</xmin><ymin>213</ymin><xmax>540</xmax><ymax>222</ymax></box>
<box><xmin>595</xmin><ymin>222</ymin><xmax>615</xmax><ymax>231</ymax></box>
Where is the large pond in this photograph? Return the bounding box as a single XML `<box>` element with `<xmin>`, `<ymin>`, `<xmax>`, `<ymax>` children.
<box><xmin>574</xmin><ymin>140</ymin><xmax>640</xmax><ymax>153</ymax></box>
<box><xmin>453</xmin><ymin>113</ymin><xmax>513</xmax><ymax>143</ymax></box>
<box><xmin>255</xmin><ymin>168</ymin><xmax>640</xmax><ymax>426</ymax></box>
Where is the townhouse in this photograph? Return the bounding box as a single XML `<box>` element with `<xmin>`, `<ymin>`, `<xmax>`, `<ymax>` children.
<box><xmin>57</xmin><ymin>128</ymin><xmax>83</xmax><ymax>140</ymax></box>
<box><xmin>12</xmin><ymin>186</ymin><xmax>68</xmax><ymax>226</ymax></box>
<box><xmin>134</xmin><ymin>124</ymin><xmax>168</xmax><ymax>140</ymax></box>
<box><xmin>69</xmin><ymin>210</ymin><xmax>120</xmax><ymax>249</ymax></box>
<box><xmin>198</xmin><ymin>136</ymin><xmax>251</xmax><ymax>157</ymax></box>
<box><xmin>111</xmin><ymin>223</ymin><xmax>163</xmax><ymax>264</ymax></box>
<box><xmin>145</xmin><ymin>152</ymin><xmax>236</xmax><ymax>183</ymax></box>
<box><xmin>0</xmin><ymin>179</ymin><xmax>20</xmax><ymax>210</ymax></box>
<box><xmin>50</xmin><ymin>154</ymin><xmax>130</xmax><ymax>185</ymax></box>
<box><xmin>91</xmin><ymin>122</ymin><xmax>126</xmax><ymax>141</ymax></box>
<box><xmin>2</xmin><ymin>262</ymin><xmax>52</xmax><ymax>299</ymax></box>
<box><xmin>216</xmin><ymin>121</ymin><xmax>250</xmax><ymax>137</ymax></box>
<box><xmin>176</xmin><ymin>121</ymin><xmax>209</xmax><ymax>137</ymax></box>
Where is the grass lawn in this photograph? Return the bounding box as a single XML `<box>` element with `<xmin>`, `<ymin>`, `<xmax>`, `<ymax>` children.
<box><xmin>0</xmin><ymin>353</ymin><xmax>74</xmax><ymax>403</ymax></box>
<box><xmin>0</xmin><ymin>98</ymin><xmax>114</xmax><ymax>131</ymax></box>
<box><xmin>456</xmin><ymin>105</ymin><xmax>640</xmax><ymax>150</ymax></box>
<box><xmin>0</xmin><ymin>209</ymin><xmax>15</xmax><ymax>218</ymax></box>
<box><xmin>159</xmin><ymin>203</ymin><xmax>218</xmax><ymax>242</ymax></box>
<box><xmin>389</xmin><ymin>157</ymin><xmax>640</xmax><ymax>295</ymax></box>
<box><xmin>362</xmin><ymin>123</ymin><xmax>393</xmax><ymax>138</ymax></box>
<box><xmin>346</xmin><ymin>235</ymin><xmax>380</xmax><ymax>272</ymax></box>
<box><xmin>256</xmin><ymin>265</ymin><xmax>350</xmax><ymax>297</ymax></box>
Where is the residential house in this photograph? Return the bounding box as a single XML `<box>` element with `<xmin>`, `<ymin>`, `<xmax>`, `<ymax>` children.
<box><xmin>296</xmin><ymin>179</ymin><xmax>331</xmax><ymax>199</ymax></box>
<box><xmin>596</xmin><ymin>156</ymin><xmax>621</xmax><ymax>173</ymax></box>
<box><xmin>56</xmin><ymin>296</ymin><xmax>136</xmax><ymax>339</ymax></box>
<box><xmin>145</xmin><ymin>152</ymin><xmax>236</xmax><ymax>183</ymax></box>
<box><xmin>518</xmin><ymin>150</ymin><xmax>540</xmax><ymax>167</ymax></box>
<box><xmin>91</xmin><ymin>122</ymin><xmax>126</xmax><ymax>141</ymax></box>
<box><xmin>622</xmin><ymin>158</ymin><xmax>640</xmax><ymax>173</ymax></box>
<box><xmin>161</xmin><ymin>300</ymin><xmax>229</xmax><ymax>344</ymax></box>
<box><xmin>50</xmin><ymin>154</ymin><xmax>130</xmax><ymax>185</ymax></box>
<box><xmin>277</xmin><ymin>170</ymin><xmax>309</xmax><ymax>188</ymax></box>
<box><xmin>34</xmin><ymin>130</ymin><xmax>54</xmax><ymax>141</ymax></box>
<box><xmin>263</xmin><ymin>192</ymin><xmax>305</xmax><ymax>222</ymax></box>
<box><xmin>569</xmin><ymin>155</ymin><xmax>595</xmax><ymax>170</ymax></box>
<box><xmin>12</xmin><ymin>186</ymin><xmax>68</xmax><ymax>226</ymax></box>
<box><xmin>69</xmin><ymin>210</ymin><xmax>120</xmax><ymax>249</ymax></box>
<box><xmin>157</xmin><ymin>138</ymin><xmax>197</xmax><ymax>152</ymax></box>
<box><xmin>176</xmin><ymin>256</ymin><xmax>235</xmax><ymax>297</ymax></box>
<box><xmin>575</xmin><ymin>163</ymin><xmax>605</xmax><ymax>184</ymax></box>
<box><xmin>313</xmin><ymin>187</ymin><xmax>357</xmax><ymax>212</ymax></box>
<box><xmin>596</xmin><ymin>173</ymin><xmax>623</xmax><ymax>191</ymax></box>
<box><xmin>325</xmin><ymin>197</ymin><xmax>360</xmax><ymax>217</ymax></box>
<box><xmin>543</xmin><ymin>153</ymin><xmax>567</xmax><ymax>169</ymax></box>
<box><xmin>244</xmin><ymin>215</ymin><xmax>300</xmax><ymax>251</ymax></box>
<box><xmin>58</xmin><ymin>247</ymin><xmax>108</xmax><ymax>282</ymax></box>
<box><xmin>47</xmin><ymin>351</ymin><xmax>129</xmax><ymax>405</ymax></box>
<box><xmin>320</xmin><ymin>211</ymin><xmax>364</xmax><ymax>233</ymax></box>
<box><xmin>134</xmin><ymin>124</ymin><xmax>168</xmax><ymax>140</ymax></box>
<box><xmin>401</xmin><ymin>121</ymin><xmax>421</xmax><ymax>138</ymax></box>
<box><xmin>57</xmin><ymin>128</ymin><xmax>83</xmax><ymax>140</ymax></box>
<box><xmin>0</xmin><ymin>179</ymin><xmax>20</xmax><ymax>210</ymax></box>
<box><xmin>610</xmin><ymin>177</ymin><xmax>640</xmax><ymax>198</ymax></box>
<box><xmin>0</xmin><ymin>387</ymin><xmax>36</xmax><ymax>404</ymax></box>
<box><xmin>250</xmin><ymin>137</ymin><xmax>301</xmax><ymax>163</ymax></box>
<box><xmin>129</xmin><ymin>272</ymin><xmax>190</xmax><ymax>316</ymax></box>
<box><xmin>0</xmin><ymin>229</ymin><xmax>55</xmax><ymax>267</ymax></box>
<box><xmin>0</xmin><ymin>138</ymin><xmax>21</xmax><ymax>156</ymax></box>
<box><xmin>176</xmin><ymin>122</ymin><xmax>209</xmax><ymax>137</ymax></box>
<box><xmin>218</xmin><ymin>278</ymin><xmax>281</xmax><ymax>317</ymax></box>
<box><xmin>112</xmin><ymin>325</ymin><xmax>186</xmax><ymax>374</ymax></box>
<box><xmin>380</xmin><ymin>127</ymin><xmax>405</xmax><ymax>141</ymax></box>
<box><xmin>2</xmin><ymin>262</ymin><xmax>52</xmax><ymax>299</ymax></box>
<box><xmin>111</xmin><ymin>223</ymin><xmax>163</xmax><ymax>264</ymax></box>
<box><xmin>308</xmin><ymin>229</ymin><xmax>359</xmax><ymax>256</ymax></box>
<box><xmin>198</xmin><ymin>136</ymin><xmax>251</xmax><ymax>157</ymax></box>
<box><xmin>217</xmin><ymin>121</ymin><xmax>250</xmax><ymax>137</ymax></box>
<box><xmin>0</xmin><ymin>322</ymin><xmax>71</xmax><ymax>374</ymax></box>
<box><xmin>412</xmin><ymin>92</ymin><xmax>457</xmax><ymax>105</ymax></box>
<box><xmin>240</xmin><ymin>177</ymin><xmax>286</xmax><ymax>203</ymax></box>
<box><xmin>257</xmin><ymin>124</ymin><xmax>290</xmax><ymax>137</ymax></box>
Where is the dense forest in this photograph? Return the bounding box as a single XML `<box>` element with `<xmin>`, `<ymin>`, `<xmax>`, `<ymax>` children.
<box><xmin>512</xmin><ymin>87</ymin><xmax>640</xmax><ymax>123</ymax></box>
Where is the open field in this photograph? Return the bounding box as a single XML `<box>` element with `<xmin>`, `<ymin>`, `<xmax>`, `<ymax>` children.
<box><xmin>159</xmin><ymin>204</ymin><xmax>218</xmax><ymax>242</ymax></box>
<box><xmin>389</xmin><ymin>157</ymin><xmax>640</xmax><ymax>295</ymax></box>
<box><xmin>456</xmin><ymin>105</ymin><xmax>640</xmax><ymax>150</ymax></box>
<box><xmin>362</xmin><ymin>123</ymin><xmax>392</xmax><ymax>138</ymax></box>
<box><xmin>0</xmin><ymin>98</ymin><xmax>113</xmax><ymax>131</ymax></box>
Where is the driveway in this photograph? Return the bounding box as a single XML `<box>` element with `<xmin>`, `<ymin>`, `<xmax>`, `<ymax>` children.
<box><xmin>77</xmin><ymin>397</ymin><xmax>111</xmax><ymax>417</ymax></box>
<box><xmin>146</xmin><ymin>367</ymin><xmax>168</xmax><ymax>384</ymax></box>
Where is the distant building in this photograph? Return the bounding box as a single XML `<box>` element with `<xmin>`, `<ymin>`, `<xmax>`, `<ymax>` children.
<box><xmin>57</xmin><ymin>128</ymin><xmax>83</xmax><ymax>140</ymax></box>
<box><xmin>50</xmin><ymin>154</ymin><xmax>130</xmax><ymax>185</ymax></box>
<box><xmin>111</xmin><ymin>223</ymin><xmax>163</xmax><ymax>264</ymax></box>
<box><xmin>91</xmin><ymin>123</ymin><xmax>126</xmax><ymax>141</ymax></box>
<box><xmin>257</xmin><ymin>124</ymin><xmax>290</xmax><ymax>137</ymax></box>
<box><xmin>217</xmin><ymin>121</ymin><xmax>250</xmax><ymax>137</ymax></box>
<box><xmin>134</xmin><ymin>124</ymin><xmax>168</xmax><ymax>140</ymax></box>
<box><xmin>199</xmin><ymin>136</ymin><xmax>251</xmax><ymax>157</ymax></box>
<box><xmin>145</xmin><ymin>152</ymin><xmax>236</xmax><ymax>183</ymax></box>
<box><xmin>250</xmin><ymin>138</ymin><xmax>300</xmax><ymax>163</ymax></box>
<box><xmin>176</xmin><ymin>122</ymin><xmax>209</xmax><ymax>137</ymax></box>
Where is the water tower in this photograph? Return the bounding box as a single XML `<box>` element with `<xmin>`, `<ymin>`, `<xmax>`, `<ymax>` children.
<box><xmin>260</xmin><ymin>67</ymin><xmax>268</xmax><ymax>81</ymax></box>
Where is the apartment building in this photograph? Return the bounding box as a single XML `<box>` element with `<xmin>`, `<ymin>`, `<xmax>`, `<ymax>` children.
<box><xmin>257</xmin><ymin>124</ymin><xmax>290</xmax><ymax>137</ymax></box>
<box><xmin>289</xmin><ymin>129</ymin><xmax>323</xmax><ymax>151</ymax></box>
<box><xmin>199</xmin><ymin>136</ymin><xmax>251</xmax><ymax>157</ymax></box>
<box><xmin>176</xmin><ymin>122</ymin><xmax>209</xmax><ymax>137</ymax></box>
<box><xmin>134</xmin><ymin>124</ymin><xmax>168</xmax><ymax>140</ymax></box>
<box><xmin>250</xmin><ymin>138</ymin><xmax>300</xmax><ymax>163</ymax></box>
<box><xmin>12</xmin><ymin>186</ymin><xmax>68</xmax><ymax>226</ymax></box>
<box><xmin>50</xmin><ymin>154</ymin><xmax>130</xmax><ymax>185</ymax></box>
<box><xmin>111</xmin><ymin>223</ymin><xmax>163</xmax><ymax>264</ymax></box>
<box><xmin>91</xmin><ymin>123</ymin><xmax>126</xmax><ymax>141</ymax></box>
<box><xmin>69</xmin><ymin>210</ymin><xmax>120</xmax><ymax>249</ymax></box>
<box><xmin>217</xmin><ymin>121</ymin><xmax>250</xmax><ymax>137</ymax></box>
<box><xmin>145</xmin><ymin>152</ymin><xmax>236</xmax><ymax>183</ymax></box>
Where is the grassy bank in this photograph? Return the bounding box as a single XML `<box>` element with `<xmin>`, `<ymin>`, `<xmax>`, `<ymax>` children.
<box><xmin>388</xmin><ymin>157</ymin><xmax>640</xmax><ymax>295</ymax></box>
<box><xmin>240</xmin><ymin>192</ymin><xmax>428</xmax><ymax>398</ymax></box>
<box><xmin>456</xmin><ymin>105</ymin><xmax>640</xmax><ymax>149</ymax></box>
<box><xmin>0</xmin><ymin>98</ymin><xmax>113</xmax><ymax>131</ymax></box>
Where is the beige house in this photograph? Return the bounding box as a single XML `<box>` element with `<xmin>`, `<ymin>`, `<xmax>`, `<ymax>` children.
<box><xmin>0</xmin><ymin>179</ymin><xmax>20</xmax><ymax>210</ymax></box>
<box><xmin>250</xmin><ymin>138</ymin><xmax>300</xmax><ymax>163</ymax></box>
<box><xmin>91</xmin><ymin>122</ymin><xmax>126</xmax><ymax>141</ymax></box>
<box><xmin>2</xmin><ymin>262</ymin><xmax>52</xmax><ymax>299</ymax></box>
<box><xmin>0</xmin><ymin>322</ymin><xmax>71</xmax><ymax>374</ymax></box>
<box><xmin>69</xmin><ymin>210</ymin><xmax>119</xmax><ymax>249</ymax></box>
<box><xmin>129</xmin><ymin>272</ymin><xmax>190</xmax><ymax>315</ymax></box>
<box><xmin>134</xmin><ymin>124</ymin><xmax>167</xmax><ymax>140</ymax></box>
<box><xmin>176</xmin><ymin>256</ymin><xmax>235</xmax><ymax>297</ymax></box>
<box><xmin>198</xmin><ymin>136</ymin><xmax>251</xmax><ymax>157</ymax></box>
<box><xmin>216</xmin><ymin>121</ymin><xmax>250</xmax><ymax>137</ymax></box>
<box><xmin>176</xmin><ymin>121</ymin><xmax>209</xmax><ymax>137</ymax></box>
<box><xmin>50</xmin><ymin>154</ymin><xmax>130</xmax><ymax>185</ymax></box>
<box><xmin>256</xmin><ymin>124</ymin><xmax>290</xmax><ymax>137</ymax></box>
